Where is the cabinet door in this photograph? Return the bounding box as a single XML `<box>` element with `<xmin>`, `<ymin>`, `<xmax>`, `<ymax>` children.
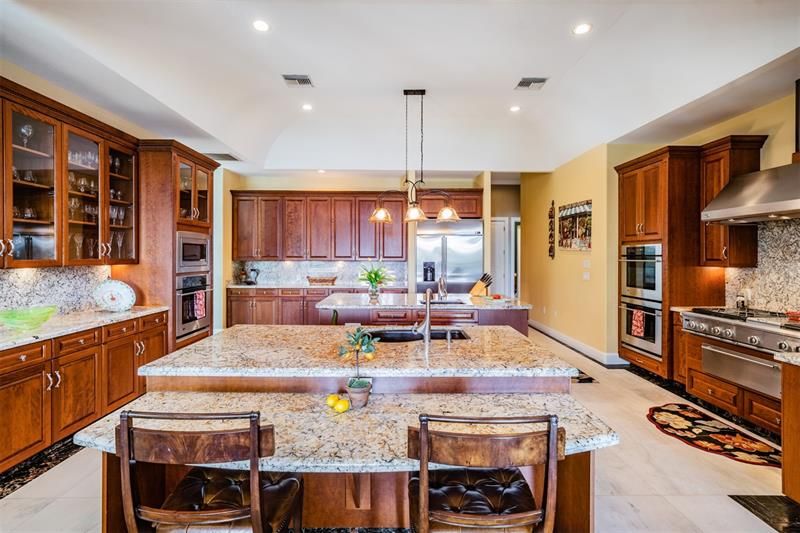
<box><xmin>258</xmin><ymin>196</ymin><xmax>281</xmax><ymax>259</ymax></box>
<box><xmin>419</xmin><ymin>195</ymin><xmax>447</xmax><ymax>218</ymax></box>
<box><xmin>280</xmin><ymin>297</ymin><xmax>305</xmax><ymax>325</ymax></box>
<box><xmin>356</xmin><ymin>196</ymin><xmax>379</xmax><ymax>260</ymax></box>
<box><xmin>283</xmin><ymin>197</ymin><xmax>307</xmax><ymax>259</ymax></box>
<box><xmin>176</xmin><ymin>158</ymin><xmax>195</xmax><ymax>224</ymax></box>
<box><xmin>0</xmin><ymin>362</ymin><xmax>51</xmax><ymax>471</ymax></box>
<box><xmin>254</xmin><ymin>297</ymin><xmax>280</xmax><ymax>325</ymax></box>
<box><xmin>332</xmin><ymin>197</ymin><xmax>355</xmax><ymax>260</ymax></box>
<box><xmin>4</xmin><ymin>102</ymin><xmax>62</xmax><ymax>267</ymax></box>
<box><xmin>64</xmin><ymin>125</ymin><xmax>104</xmax><ymax>266</ymax></box>
<box><xmin>233</xmin><ymin>196</ymin><xmax>258</xmax><ymax>260</ymax></box>
<box><xmin>307</xmin><ymin>197</ymin><xmax>332</xmax><ymax>260</ymax></box>
<box><xmin>194</xmin><ymin>166</ymin><xmax>211</xmax><ymax>227</ymax></box>
<box><xmin>305</xmin><ymin>295</ymin><xmax>327</xmax><ymax>325</ymax></box>
<box><xmin>700</xmin><ymin>152</ymin><xmax>729</xmax><ymax>265</ymax></box>
<box><xmin>106</xmin><ymin>142</ymin><xmax>137</xmax><ymax>264</ymax></box>
<box><xmin>639</xmin><ymin>162</ymin><xmax>663</xmax><ymax>240</ymax></box>
<box><xmin>102</xmin><ymin>335</ymin><xmax>138</xmax><ymax>413</ymax></box>
<box><xmin>137</xmin><ymin>325</ymin><xmax>167</xmax><ymax>394</ymax></box>
<box><xmin>51</xmin><ymin>346</ymin><xmax>102</xmax><ymax>440</ymax></box>
<box><xmin>452</xmin><ymin>193</ymin><xmax>482</xmax><ymax>218</ymax></box>
<box><xmin>619</xmin><ymin>169</ymin><xmax>641</xmax><ymax>242</ymax></box>
<box><xmin>380</xmin><ymin>198</ymin><xmax>407</xmax><ymax>260</ymax></box>
<box><xmin>228</xmin><ymin>297</ymin><xmax>254</xmax><ymax>326</ymax></box>
<box><xmin>672</xmin><ymin>324</ymin><xmax>686</xmax><ymax>384</ymax></box>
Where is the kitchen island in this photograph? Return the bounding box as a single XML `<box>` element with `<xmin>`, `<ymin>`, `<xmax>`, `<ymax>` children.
<box><xmin>316</xmin><ymin>292</ymin><xmax>532</xmax><ymax>334</ymax></box>
<box><xmin>76</xmin><ymin>390</ymin><xmax>618</xmax><ymax>530</ymax></box>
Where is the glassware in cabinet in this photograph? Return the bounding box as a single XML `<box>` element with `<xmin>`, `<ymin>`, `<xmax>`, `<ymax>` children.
<box><xmin>178</xmin><ymin>159</ymin><xmax>194</xmax><ymax>223</ymax></box>
<box><xmin>64</xmin><ymin>126</ymin><xmax>103</xmax><ymax>265</ymax></box>
<box><xmin>4</xmin><ymin>103</ymin><xmax>61</xmax><ymax>267</ymax></box>
<box><xmin>107</xmin><ymin>144</ymin><xmax>137</xmax><ymax>263</ymax></box>
<box><xmin>195</xmin><ymin>166</ymin><xmax>210</xmax><ymax>225</ymax></box>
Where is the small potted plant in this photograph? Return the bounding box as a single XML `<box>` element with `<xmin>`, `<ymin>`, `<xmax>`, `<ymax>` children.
<box><xmin>358</xmin><ymin>263</ymin><xmax>395</xmax><ymax>303</ymax></box>
<box><xmin>338</xmin><ymin>327</ymin><xmax>380</xmax><ymax>408</ymax></box>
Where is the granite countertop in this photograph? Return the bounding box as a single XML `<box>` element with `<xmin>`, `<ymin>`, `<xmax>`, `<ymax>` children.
<box><xmin>775</xmin><ymin>353</ymin><xmax>800</xmax><ymax>367</ymax></box>
<box><xmin>74</xmin><ymin>391</ymin><xmax>618</xmax><ymax>472</ymax></box>
<box><xmin>140</xmin><ymin>325</ymin><xmax>578</xmax><ymax>378</ymax></box>
<box><xmin>227</xmin><ymin>282</ymin><xmax>408</xmax><ymax>290</ymax></box>
<box><xmin>0</xmin><ymin>306</ymin><xmax>169</xmax><ymax>351</ymax></box>
<box><xmin>316</xmin><ymin>293</ymin><xmax>532</xmax><ymax>310</ymax></box>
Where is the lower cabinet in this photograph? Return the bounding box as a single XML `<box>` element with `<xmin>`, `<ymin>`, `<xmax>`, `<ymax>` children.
<box><xmin>280</xmin><ymin>297</ymin><xmax>305</xmax><ymax>325</ymax></box>
<box><xmin>137</xmin><ymin>326</ymin><xmax>168</xmax><ymax>394</ymax></box>
<box><xmin>0</xmin><ymin>361</ymin><xmax>52</xmax><ymax>472</ymax></box>
<box><xmin>51</xmin><ymin>346</ymin><xmax>102</xmax><ymax>441</ymax></box>
<box><xmin>102</xmin><ymin>336</ymin><xmax>139</xmax><ymax>413</ymax></box>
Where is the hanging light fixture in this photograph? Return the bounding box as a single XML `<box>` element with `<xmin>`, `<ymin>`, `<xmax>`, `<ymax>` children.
<box><xmin>370</xmin><ymin>89</ymin><xmax>460</xmax><ymax>224</ymax></box>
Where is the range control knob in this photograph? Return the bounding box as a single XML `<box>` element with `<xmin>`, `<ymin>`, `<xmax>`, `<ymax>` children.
<box><xmin>687</xmin><ymin>320</ymin><xmax>696</xmax><ymax>330</ymax></box>
<box><xmin>747</xmin><ymin>335</ymin><xmax>760</xmax><ymax>346</ymax></box>
<box><xmin>778</xmin><ymin>341</ymin><xmax>791</xmax><ymax>351</ymax></box>
<box><xmin>697</xmin><ymin>323</ymin><xmax>708</xmax><ymax>332</ymax></box>
<box><xmin>711</xmin><ymin>326</ymin><xmax>721</xmax><ymax>335</ymax></box>
<box><xmin>724</xmin><ymin>329</ymin><xmax>734</xmax><ymax>338</ymax></box>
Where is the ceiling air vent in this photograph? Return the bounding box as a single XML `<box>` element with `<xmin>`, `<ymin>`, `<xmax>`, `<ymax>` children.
<box><xmin>203</xmin><ymin>153</ymin><xmax>241</xmax><ymax>162</ymax></box>
<box><xmin>515</xmin><ymin>77</ymin><xmax>548</xmax><ymax>90</ymax></box>
<box><xmin>282</xmin><ymin>74</ymin><xmax>314</xmax><ymax>88</ymax></box>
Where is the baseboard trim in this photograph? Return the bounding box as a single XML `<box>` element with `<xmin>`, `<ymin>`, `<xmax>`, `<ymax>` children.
<box><xmin>528</xmin><ymin>319</ymin><xmax>629</xmax><ymax>368</ymax></box>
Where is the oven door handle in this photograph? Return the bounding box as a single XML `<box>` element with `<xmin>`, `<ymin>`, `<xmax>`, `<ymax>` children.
<box><xmin>701</xmin><ymin>344</ymin><xmax>780</xmax><ymax>370</ymax></box>
<box><xmin>177</xmin><ymin>287</ymin><xmax>213</xmax><ymax>296</ymax></box>
<box><xmin>619</xmin><ymin>305</ymin><xmax>662</xmax><ymax>317</ymax></box>
<box><xmin>618</xmin><ymin>258</ymin><xmax>662</xmax><ymax>263</ymax></box>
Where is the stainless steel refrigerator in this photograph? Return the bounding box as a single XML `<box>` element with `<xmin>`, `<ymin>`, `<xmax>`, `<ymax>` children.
<box><xmin>416</xmin><ymin>220</ymin><xmax>484</xmax><ymax>294</ymax></box>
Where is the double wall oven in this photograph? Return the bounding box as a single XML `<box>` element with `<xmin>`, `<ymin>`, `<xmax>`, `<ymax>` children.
<box><xmin>619</xmin><ymin>244</ymin><xmax>663</xmax><ymax>359</ymax></box>
<box><xmin>176</xmin><ymin>231</ymin><xmax>212</xmax><ymax>340</ymax></box>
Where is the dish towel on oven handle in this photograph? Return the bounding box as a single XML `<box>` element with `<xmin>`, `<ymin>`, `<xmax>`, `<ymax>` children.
<box><xmin>194</xmin><ymin>290</ymin><xmax>206</xmax><ymax>320</ymax></box>
<box><xmin>631</xmin><ymin>309</ymin><xmax>646</xmax><ymax>338</ymax></box>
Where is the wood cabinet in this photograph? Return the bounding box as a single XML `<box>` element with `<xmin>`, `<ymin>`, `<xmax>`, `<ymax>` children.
<box><xmin>232</xmin><ymin>196</ymin><xmax>281</xmax><ymax>260</ymax></box>
<box><xmin>176</xmin><ymin>157</ymin><xmax>212</xmax><ymax>228</ymax></box>
<box><xmin>307</xmin><ymin>197</ymin><xmax>333</xmax><ymax>259</ymax></box>
<box><xmin>356</xmin><ymin>196</ymin><xmax>379</xmax><ymax>260</ymax></box>
<box><xmin>742</xmin><ymin>391</ymin><xmax>781</xmax><ymax>434</ymax></box>
<box><xmin>226</xmin><ymin>290</ymin><xmax>280</xmax><ymax>326</ymax></box>
<box><xmin>254</xmin><ymin>296</ymin><xmax>280</xmax><ymax>325</ymax></box>
<box><xmin>379</xmin><ymin>198</ymin><xmax>407</xmax><ymax>260</ymax></box>
<box><xmin>102</xmin><ymin>335</ymin><xmax>139</xmax><ymax>413</ymax></box>
<box><xmin>0</xmin><ymin>361</ymin><xmax>51</xmax><ymax>471</ymax></box>
<box><xmin>136</xmin><ymin>325</ymin><xmax>167</xmax><ymax>394</ymax></box>
<box><xmin>332</xmin><ymin>197</ymin><xmax>355</xmax><ymax>260</ymax></box>
<box><xmin>51</xmin><ymin>346</ymin><xmax>102</xmax><ymax>440</ymax></box>
<box><xmin>671</xmin><ymin>313</ymin><xmax>686</xmax><ymax>384</ymax></box>
<box><xmin>618</xmin><ymin>160</ymin><xmax>665</xmax><ymax>243</ymax></box>
<box><xmin>283</xmin><ymin>197</ymin><xmax>307</xmax><ymax>259</ymax></box>
<box><xmin>699</xmin><ymin>136</ymin><xmax>765</xmax><ymax>267</ymax></box>
<box><xmin>419</xmin><ymin>190</ymin><xmax>483</xmax><ymax>219</ymax></box>
<box><xmin>280</xmin><ymin>295</ymin><xmax>305</xmax><ymax>325</ymax></box>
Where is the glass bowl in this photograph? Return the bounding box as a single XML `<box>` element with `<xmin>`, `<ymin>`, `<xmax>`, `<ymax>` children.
<box><xmin>0</xmin><ymin>306</ymin><xmax>58</xmax><ymax>331</ymax></box>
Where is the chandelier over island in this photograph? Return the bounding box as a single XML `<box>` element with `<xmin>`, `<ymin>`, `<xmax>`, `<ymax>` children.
<box><xmin>369</xmin><ymin>89</ymin><xmax>461</xmax><ymax>224</ymax></box>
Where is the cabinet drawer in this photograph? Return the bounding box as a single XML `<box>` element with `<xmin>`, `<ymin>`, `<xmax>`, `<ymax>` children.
<box><xmin>54</xmin><ymin>328</ymin><xmax>101</xmax><ymax>356</ymax></box>
<box><xmin>139</xmin><ymin>312</ymin><xmax>167</xmax><ymax>331</ymax></box>
<box><xmin>228</xmin><ymin>288</ymin><xmax>255</xmax><ymax>296</ymax></box>
<box><xmin>687</xmin><ymin>369</ymin><xmax>740</xmax><ymax>412</ymax></box>
<box><xmin>306</xmin><ymin>288</ymin><xmax>330</xmax><ymax>296</ymax></box>
<box><xmin>417</xmin><ymin>310</ymin><xmax>478</xmax><ymax>323</ymax></box>
<box><xmin>620</xmin><ymin>347</ymin><xmax>662</xmax><ymax>375</ymax></box>
<box><xmin>103</xmin><ymin>319</ymin><xmax>138</xmax><ymax>342</ymax></box>
<box><xmin>256</xmin><ymin>288</ymin><xmax>278</xmax><ymax>296</ymax></box>
<box><xmin>370</xmin><ymin>310</ymin><xmax>414</xmax><ymax>323</ymax></box>
<box><xmin>0</xmin><ymin>341</ymin><xmax>51</xmax><ymax>374</ymax></box>
<box><xmin>743</xmin><ymin>390</ymin><xmax>782</xmax><ymax>434</ymax></box>
<box><xmin>279</xmin><ymin>288</ymin><xmax>304</xmax><ymax>296</ymax></box>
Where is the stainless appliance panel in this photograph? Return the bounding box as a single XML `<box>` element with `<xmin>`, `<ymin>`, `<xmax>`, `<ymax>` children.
<box><xmin>176</xmin><ymin>231</ymin><xmax>210</xmax><ymax>274</ymax></box>
<box><xmin>620</xmin><ymin>244</ymin><xmax>662</xmax><ymax>301</ymax></box>
<box><xmin>416</xmin><ymin>235</ymin><xmax>443</xmax><ymax>283</ymax></box>
<box><xmin>701</xmin><ymin>343</ymin><xmax>781</xmax><ymax>399</ymax></box>
<box><xmin>620</xmin><ymin>297</ymin><xmax>663</xmax><ymax>358</ymax></box>
<box><xmin>175</xmin><ymin>273</ymin><xmax>212</xmax><ymax>338</ymax></box>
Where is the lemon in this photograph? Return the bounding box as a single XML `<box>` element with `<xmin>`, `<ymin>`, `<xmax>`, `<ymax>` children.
<box><xmin>364</xmin><ymin>352</ymin><xmax>374</xmax><ymax>361</ymax></box>
<box><xmin>333</xmin><ymin>398</ymin><xmax>351</xmax><ymax>413</ymax></box>
<box><xmin>326</xmin><ymin>393</ymin><xmax>340</xmax><ymax>408</ymax></box>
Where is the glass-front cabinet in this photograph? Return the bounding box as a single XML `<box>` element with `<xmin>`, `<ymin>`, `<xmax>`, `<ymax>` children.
<box><xmin>176</xmin><ymin>157</ymin><xmax>211</xmax><ymax>227</ymax></box>
<box><xmin>3</xmin><ymin>102</ymin><xmax>62</xmax><ymax>267</ymax></box>
<box><xmin>64</xmin><ymin>125</ymin><xmax>103</xmax><ymax>265</ymax></box>
<box><xmin>107</xmin><ymin>143</ymin><xmax>137</xmax><ymax>263</ymax></box>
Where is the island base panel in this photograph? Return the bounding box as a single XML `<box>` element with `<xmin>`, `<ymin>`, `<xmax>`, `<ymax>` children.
<box><xmin>101</xmin><ymin>451</ymin><xmax>593</xmax><ymax>531</ymax></box>
<box><xmin>145</xmin><ymin>375</ymin><xmax>571</xmax><ymax>394</ymax></box>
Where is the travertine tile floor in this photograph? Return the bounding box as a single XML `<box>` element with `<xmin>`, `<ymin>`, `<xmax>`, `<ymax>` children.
<box><xmin>0</xmin><ymin>328</ymin><xmax>780</xmax><ymax>532</ymax></box>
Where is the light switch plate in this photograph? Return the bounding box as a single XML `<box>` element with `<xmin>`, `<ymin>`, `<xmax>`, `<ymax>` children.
<box><xmin>583</xmin><ymin>259</ymin><xmax>591</xmax><ymax>269</ymax></box>
<box><xmin>582</xmin><ymin>271</ymin><xmax>590</xmax><ymax>281</ymax></box>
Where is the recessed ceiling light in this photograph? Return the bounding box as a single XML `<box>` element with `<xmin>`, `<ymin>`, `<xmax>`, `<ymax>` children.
<box><xmin>572</xmin><ymin>23</ymin><xmax>592</xmax><ymax>35</ymax></box>
<box><xmin>509</xmin><ymin>105</ymin><xmax>521</xmax><ymax>113</ymax></box>
<box><xmin>253</xmin><ymin>20</ymin><xmax>269</xmax><ymax>32</ymax></box>
<box><xmin>301</xmin><ymin>103</ymin><xmax>313</xmax><ymax>111</ymax></box>
<box><xmin>317</xmin><ymin>169</ymin><xmax>326</xmax><ymax>174</ymax></box>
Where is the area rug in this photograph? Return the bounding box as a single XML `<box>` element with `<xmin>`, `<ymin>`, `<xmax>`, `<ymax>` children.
<box><xmin>647</xmin><ymin>403</ymin><xmax>781</xmax><ymax>468</ymax></box>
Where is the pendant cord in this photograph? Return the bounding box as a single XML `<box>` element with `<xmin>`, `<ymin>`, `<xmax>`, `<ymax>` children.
<box><xmin>419</xmin><ymin>93</ymin><xmax>424</xmax><ymax>185</ymax></box>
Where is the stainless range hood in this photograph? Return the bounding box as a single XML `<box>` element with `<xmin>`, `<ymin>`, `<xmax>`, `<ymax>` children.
<box><xmin>701</xmin><ymin>78</ymin><xmax>800</xmax><ymax>224</ymax></box>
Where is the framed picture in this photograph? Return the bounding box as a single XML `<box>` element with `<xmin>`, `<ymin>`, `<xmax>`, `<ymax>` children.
<box><xmin>558</xmin><ymin>200</ymin><xmax>592</xmax><ymax>251</ymax></box>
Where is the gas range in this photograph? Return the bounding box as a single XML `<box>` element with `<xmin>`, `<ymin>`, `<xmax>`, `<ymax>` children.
<box><xmin>682</xmin><ymin>307</ymin><xmax>800</xmax><ymax>355</ymax></box>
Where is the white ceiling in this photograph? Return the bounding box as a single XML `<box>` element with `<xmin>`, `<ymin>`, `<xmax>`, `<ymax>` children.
<box><xmin>2</xmin><ymin>0</ymin><xmax>798</xmax><ymax>176</ymax></box>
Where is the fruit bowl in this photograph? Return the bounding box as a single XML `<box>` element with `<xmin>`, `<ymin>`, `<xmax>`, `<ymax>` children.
<box><xmin>0</xmin><ymin>306</ymin><xmax>58</xmax><ymax>331</ymax></box>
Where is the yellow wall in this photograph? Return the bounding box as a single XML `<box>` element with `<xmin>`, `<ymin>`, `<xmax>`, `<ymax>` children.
<box><xmin>491</xmin><ymin>185</ymin><xmax>520</xmax><ymax>217</ymax></box>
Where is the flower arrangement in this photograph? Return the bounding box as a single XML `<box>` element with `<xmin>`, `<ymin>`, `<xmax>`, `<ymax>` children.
<box><xmin>358</xmin><ymin>263</ymin><xmax>395</xmax><ymax>303</ymax></box>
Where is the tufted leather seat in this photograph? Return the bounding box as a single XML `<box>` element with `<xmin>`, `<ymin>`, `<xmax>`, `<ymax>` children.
<box><xmin>155</xmin><ymin>468</ymin><xmax>302</xmax><ymax>532</ymax></box>
<box><xmin>409</xmin><ymin>467</ymin><xmax>536</xmax><ymax>533</ymax></box>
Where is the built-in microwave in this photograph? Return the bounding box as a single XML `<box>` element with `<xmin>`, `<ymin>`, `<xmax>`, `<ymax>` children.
<box><xmin>620</xmin><ymin>243</ymin><xmax>662</xmax><ymax>302</ymax></box>
<box><xmin>176</xmin><ymin>231</ymin><xmax>210</xmax><ymax>274</ymax></box>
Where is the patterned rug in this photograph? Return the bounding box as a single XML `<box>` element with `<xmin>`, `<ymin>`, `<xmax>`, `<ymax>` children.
<box><xmin>647</xmin><ymin>403</ymin><xmax>781</xmax><ymax>468</ymax></box>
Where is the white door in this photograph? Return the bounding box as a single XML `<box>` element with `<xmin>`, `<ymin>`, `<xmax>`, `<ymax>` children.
<box><xmin>490</xmin><ymin>218</ymin><xmax>509</xmax><ymax>297</ymax></box>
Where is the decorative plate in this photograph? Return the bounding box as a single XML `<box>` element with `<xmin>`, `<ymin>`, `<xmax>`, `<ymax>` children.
<box><xmin>93</xmin><ymin>279</ymin><xmax>136</xmax><ymax>312</ymax></box>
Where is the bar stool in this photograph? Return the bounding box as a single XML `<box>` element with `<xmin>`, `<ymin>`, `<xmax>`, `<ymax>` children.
<box><xmin>117</xmin><ymin>411</ymin><xmax>303</xmax><ymax>533</ymax></box>
<box><xmin>407</xmin><ymin>414</ymin><xmax>564</xmax><ymax>533</ymax></box>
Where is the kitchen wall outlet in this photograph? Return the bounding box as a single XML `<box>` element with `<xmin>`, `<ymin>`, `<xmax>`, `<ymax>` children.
<box><xmin>583</xmin><ymin>271</ymin><xmax>590</xmax><ymax>281</ymax></box>
<box><xmin>583</xmin><ymin>259</ymin><xmax>591</xmax><ymax>269</ymax></box>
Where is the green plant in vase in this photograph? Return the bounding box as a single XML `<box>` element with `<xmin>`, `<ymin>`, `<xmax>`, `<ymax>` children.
<box><xmin>338</xmin><ymin>327</ymin><xmax>380</xmax><ymax>408</ymax></box>
<box><xmin>358</xmin><ymin>263</ymin><xmax>395</xmax><ymax>302</ymax></box>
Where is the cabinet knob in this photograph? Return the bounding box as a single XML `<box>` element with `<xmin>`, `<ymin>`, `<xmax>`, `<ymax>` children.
<box><xmin>19</xmin><ymin>354</ymin><xmax>27</xmax><ymax>362</ymax></box>
<box><xmin>776</xmin><ymin>417</ymin><xmax>781</xmax><ymax>425</ymax></box>
<box><xmin>155</xmin><ymin>318</ymin><xmax>161</xmax><ymax>324</ymax></box>
<box><xmin>79</xmin><ymin>338</ymin><xmax>85</xmax><ymax>345</ymax></box>
<box><xmin>122</xmin><ymin>327</ymin><xmax>127</xmax><ymax>332</ymax></box>
<box><xmin>707</xmin><ymin>388</ymin><xmax>713</xmax><ymax>395</ymax></box>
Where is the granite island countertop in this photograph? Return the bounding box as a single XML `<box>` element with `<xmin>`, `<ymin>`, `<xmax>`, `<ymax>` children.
<box><xmin>316</xmin><ymin>292</ymin><xmax>532</xmax><ymax>310</ymax></box>
<box><xmin>0</xmin><ymin>306</ymin><xmax>169</xmax><ymax>351</ymax></box>
<box><xmin>74</xmin><ymin>391</ymin><xmax>618</xmax><ymax>472</ymax></box>
<box><xmin>139</xmin><ymin>325</ymin><xmax>578</xmax><ymax>378</ymax></box>
<box><xmin>227</xmin><ymin>282</ymin><xmax>408</xmax><ymax>290</ymax></box>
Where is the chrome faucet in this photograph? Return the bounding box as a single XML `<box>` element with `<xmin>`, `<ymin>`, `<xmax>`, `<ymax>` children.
<box><xmin>437</xmin><ymin>274</ymin><xmax>448</xmax><ymax>300</ymax></box>
<box><xmin>412</xmin><ymin>288</ymin><xmax>433</xmax><ymax>351</ymax></box>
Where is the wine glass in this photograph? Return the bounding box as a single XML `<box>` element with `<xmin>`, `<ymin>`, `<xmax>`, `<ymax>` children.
<box><xmin>20</xmin><ymin>124</ymin><xmax>33</xmax><ymax>147</ymax></box>
<box><xmin>110</xmin><ymin>206</ymin><xmax>118</xmax><ymax>225</ymax></box>
<box><xmin>114</xmin><ymin>157</ymin><xmax>121</xmax><ymax>174</ymax></box>
<box><xmin>115</xmin><ymin>231</ymin><xmax>125</xmax><ymax>259</ymax></box>
<box><xmin>86</xmin><ymin>237</ymin><xmax>96</xmax><ymax>258</ymax></box>
<box><xmin>73</xmin><ymin>233</ymin><xmax>84</xmax><ymax>259</ymax></box>
<box><xmin>68</xmin><ymin>198</ymin><xmax>81</xmax><ymax>220</ymax></box>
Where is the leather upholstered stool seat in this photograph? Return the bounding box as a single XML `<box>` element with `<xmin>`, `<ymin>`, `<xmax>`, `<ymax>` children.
<box><xmin>409</xmin><ymin>467</ymin><xmax>536</xmax><ymax>533</ymax></box>
<box><xmin>155</xmin><ymin>468</ymin><xmax>302</xmax><ymax>532</ymax></box>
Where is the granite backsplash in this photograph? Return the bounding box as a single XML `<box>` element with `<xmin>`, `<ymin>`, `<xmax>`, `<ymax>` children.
<box><xmin>725</xmin><ymin>219</ymin><xmax>800</xmax><ymax>312</ymax></box>
<box><xmin>233</xmin><ymin>261</ymin><xmax>408</xmax><ymax>286</ymax></box>
<box><xmin>0</xmin><ymin>266</ymin><xmax>111</xmax><ymax>313</ymax></box>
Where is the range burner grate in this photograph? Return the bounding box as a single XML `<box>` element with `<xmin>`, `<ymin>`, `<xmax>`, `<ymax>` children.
<box><xmin>691</xmin><ymin>308</ymin><xmax>786</xmax><ymax>321</ymax></box>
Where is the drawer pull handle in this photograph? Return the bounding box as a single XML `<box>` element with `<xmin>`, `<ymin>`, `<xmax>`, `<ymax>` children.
<box><xmin>776</xmin><ymin>417</ymin><xmax>781</xmax><ymax>425</ymax></box>
<box><xmin>19</xmin><ymin>354</ymin><xmax>27</xmax><ymax>362</ymax></box>
<box><xmin>707</xmin><ymin>388</ymin><xmax>713</xmax><ymax>395</ymax></box>
<box><xmin>54</xmin><ymin>370</ymin><xmax>62</xmax><ymax>389</ymax></box>
<box><xmin>121</xmin><ymin>327</ymin><xmax>127</xmax><ymax>333</ymax></box>
<box><xmin>155</xmin><ymin>318</ymin><xmax>161</xmax><ymax>324</ymax></box>
<box><xmin>45</xmin><ymin>372</ymin><xmax>53</xmax><ymax>391</ymax></box>
<box><xmin>79</xmin><ymin>339</ymin><xmax>85</xmax><ymax>345</ymax></box>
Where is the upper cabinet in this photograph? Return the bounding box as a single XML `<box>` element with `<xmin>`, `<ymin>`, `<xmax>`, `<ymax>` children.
<box><xmin>618</xmin><ymin>160</ymin><xmax>665</xmax><ymax>243</ymax></box>
<box><xmin>106</xmin><ymin>143</ymin><xmax>137</xmax><ymax>264</ymax></box>
<box><xmin>176</xmin><ymin>157</ymin><xmax>212</xmax><ymax>228</ymax></box>
<box><xmin>699</xmin><ymin>136</ymin><xmax>765</xmax><ymax>267</ymax></box>
<box><xmin>419</xmin><ymin>190</ymin><xmax>483</xmax><ymax>219</ymax></box>
<box><xmin>3</xmin><ymin>102</ymin><xmax>62</xmax><ymax>267</ymax></box>
<box><xmin>63</xmin><ymin>125</ymin><xmax>103</xmax><ymax>265</ymax></box>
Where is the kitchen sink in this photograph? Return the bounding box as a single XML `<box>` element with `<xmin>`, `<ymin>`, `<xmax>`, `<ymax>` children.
<box><xmin>369</xmin><ymin>329</ymin><xmax>470</xmax><ymax>342</ymax></box>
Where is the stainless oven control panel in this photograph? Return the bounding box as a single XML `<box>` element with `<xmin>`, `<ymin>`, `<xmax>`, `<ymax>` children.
<box><xmin>682</xmin><ymin>314</ymin><xmax>800</xmax><ymax>354</ymax></box>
